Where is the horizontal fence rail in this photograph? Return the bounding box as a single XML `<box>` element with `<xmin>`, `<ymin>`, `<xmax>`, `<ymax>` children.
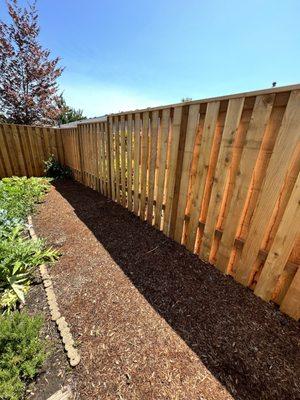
<box><xmin>0</xmin><ymin>84</ymin><xmax>299</xmax><ymax>320</ymax></box>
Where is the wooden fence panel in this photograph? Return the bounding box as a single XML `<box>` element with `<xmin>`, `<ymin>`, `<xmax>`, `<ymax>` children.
<box><xmin>0</xmin><ymin>123</ymin><xmax>58</xmax><ymax>177</ymax></box>
<box><xmin>0</xmin><ymin>84</ymin><xmax>299</xmax><ymax>320</ymax></box>
<box><xmin>103</xmin><ymin>86</ymin><xmax>300</xmax><ymax>320</ymax></box>
<box><xmin>234</xmin><ymin>90</ymin><xmax>300</xmax><ymax>286</ymax></box>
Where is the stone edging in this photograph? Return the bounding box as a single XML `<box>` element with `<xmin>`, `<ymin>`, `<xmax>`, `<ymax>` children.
<box><xmin>28</xmin><ymin>216</ymin><xmax>80</xmax><ymax>367</ymax></box>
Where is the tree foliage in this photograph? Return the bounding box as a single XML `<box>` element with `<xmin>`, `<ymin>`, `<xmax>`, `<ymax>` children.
<box><xmin>0</xmin><ymin>0</ymin><xmax>63</xmax><ymax>125</ymax></box>
<box><xmin>181</xmin><ymin>97</ymin><xmax>193</xmax><ymax>102</ymax></box>
<box><xmin>57</xmin><ymin>95</ymin><xmax>86</xmax><ymax>125</ymax></box>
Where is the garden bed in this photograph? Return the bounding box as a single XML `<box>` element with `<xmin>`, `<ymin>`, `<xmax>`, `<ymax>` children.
<box><xmin>0</xmin><ymin>177</ymin><xmax>67</xmax><ymax>400</ymax></box>
<box><xmin>24</xmin><ymin>273</ymin><xmax>73</xmax><ymax>399</ymax></box>
<box><xmin>32</xmin><ymin>180</ymin><xmax>300</xmax><ymax>400</ymax></box>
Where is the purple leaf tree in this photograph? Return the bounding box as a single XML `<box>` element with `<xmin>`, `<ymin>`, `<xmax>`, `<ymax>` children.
<box><xmin>0</xmin><ymin>0</ymin><xmax>63</xmax><ymax>125</ymax></box>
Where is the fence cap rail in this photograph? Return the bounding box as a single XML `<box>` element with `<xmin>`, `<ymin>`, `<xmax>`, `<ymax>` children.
<box><xmin>108</xmin><ymin>83</ymin><xmax>300</xmax><ymax>117</ymax></box>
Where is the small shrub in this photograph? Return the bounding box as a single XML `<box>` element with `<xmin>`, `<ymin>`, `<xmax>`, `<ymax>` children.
<box><xmin>0</xmin><ymin>228</ymin><xmax>59</xmax><ymax>313</ymax></box>
<box><xmin>0</xmin><ymin>312</ymin><xmax>46</xmax><ymax>400</ymax></box>
<box><xmin>44</xmin><ymin>155</ymin><xmax>73</xmax><ymax>180</ymax></box>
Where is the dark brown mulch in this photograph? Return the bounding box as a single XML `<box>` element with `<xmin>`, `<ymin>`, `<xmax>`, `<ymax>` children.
<box><xmin>24</xmin><ymin>273</ymin><xmax>74</xmax><ymax>399</ymax></box>
<box><xmin>33</xmin><ymin>180</ymin><xmax>300</xmax><ymax>400</ymax></box>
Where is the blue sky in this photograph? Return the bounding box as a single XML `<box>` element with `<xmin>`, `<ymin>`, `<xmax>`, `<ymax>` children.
<box><xmin>1</xmin><ymin>0</ymin><xmax>300</xmax><ymax>117</ymax></box>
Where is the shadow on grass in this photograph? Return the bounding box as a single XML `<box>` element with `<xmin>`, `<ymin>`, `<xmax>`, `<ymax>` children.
<box><xmin>55</xmin><ymin>180</ymin><xmax>300</xmax><ymax>400</ymax></box>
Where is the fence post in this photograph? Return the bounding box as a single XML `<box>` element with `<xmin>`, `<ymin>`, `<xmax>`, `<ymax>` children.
<box><xmin>168</xmin><ymin>104</ymin><xmax>190</xmax><ymax>239</ymax></box>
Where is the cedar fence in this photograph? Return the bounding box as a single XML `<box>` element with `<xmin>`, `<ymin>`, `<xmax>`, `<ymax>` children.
<box><xmin>0</xmin><ymin>84</ymin><xmax>299</xmax><ymax>320</ymax></box>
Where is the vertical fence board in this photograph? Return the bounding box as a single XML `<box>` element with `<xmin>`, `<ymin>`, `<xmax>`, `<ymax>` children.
<box><xmin>114</xmin><ymin>117</ymin><xmax>121</xmax><ymax>203</ymax></box>
<box><xmin>147</xmin><ymin>111</ymin><xmax>159</xmax><ymax>224</ymax></box>
<box><xmin>163</xmin><ymin>106</ymin><xmax>184</xmax><ymax>235</ymax></box>
<box><xmin>280</xmin><ymin>267</ymin><xmax>300</xmax><ymax>319</ymax></box>
<box><xmin>254</xmin><ymin>171</ymin><xmax>300</xmax><ymax>300</ymax></box>
<box><xmin>18</xmin><ymin>125</ymin><xmax>32</xmax><ymax>176</ymax></box>
<box><xmin>140</xmin><ymin>112</ymin><xmax>150</xmax><ymax>220</ymax></box>
<box><xmin>200</xmin><ymin>98</ymin><xmax>245</xmax><ymax>262</ymax></box>
<box><xmin>0</xmin><ymin>125</ymin><xmax>13</xmax><ymax>176</ymax></box>
<box><xmin>133</xmin><ymin>114</ymin><xmax>141</xmax><ymax>215</ymax></box>
<box><xmin>154</xmin><ymin>108</ymin><xmax>170</xmax><ymax>229</ymax></box>
<box><xmin>173</xmin><ymin>104</ymin><xmax>199</xmax><ymax>242</ymax></box>
<box><xmin>127</xmin><ymin>115</ymin><xmax>133</xmax><ymax>211</ymax></box>
<box><xmin>215</xmin><ymin>94</ymin><xmax>275</xmax><ymax>272</ymax></box>
<box><xmin>185</xmin><ymin>101</ymin><xmax>221</xmax><ymax>252</ymax></box>
<box><xmin>120</xmin><ymin>116</ymin><xmax>127</xmax><ymax>206</ymax></box>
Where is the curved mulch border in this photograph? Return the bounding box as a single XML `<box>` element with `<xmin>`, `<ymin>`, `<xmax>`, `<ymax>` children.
<box><xmin>28</xmin><ymin>216</ymin><xmax>80</xmax><ymax>368</ymax></box>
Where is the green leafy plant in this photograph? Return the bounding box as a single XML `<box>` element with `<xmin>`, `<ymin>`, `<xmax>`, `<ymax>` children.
<box><xmin>0</xmin><ymin>177</ymin><xmax>58</xmax><ymax>313</ymax></box>
<box><xmin>0</xmin><ymin>312</ymin><xmax>46</xmax><ymax>400</ymax></box>
<box><xmin>44</xmin><ymin>155</ymin><xmax>73</xmax><ymax>180</ymax></box>
<box><xmin>0</xmin><ymin>228</ymin><xmax>59</xmax><ymax>313</ymax></box>
<box><xmin>0</xmin><ymin>177</ymin><xmax>50</xmax><ymax>223</ymax></box>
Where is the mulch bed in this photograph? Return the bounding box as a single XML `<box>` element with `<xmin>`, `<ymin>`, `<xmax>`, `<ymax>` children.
<box><xmin>32</xmin><ymin>180</ymin><xmax>300</xmax><ymax>400</ymax></box>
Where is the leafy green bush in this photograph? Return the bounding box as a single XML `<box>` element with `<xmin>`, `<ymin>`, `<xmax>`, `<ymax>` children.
<box><xmin>0</xmin><ymin>312</ymin><xmax>46</xmax><ymax>400</ymax></box>
<box><xmin>0</xmin><ymin>227</ymin><xmax>59</xmax><ymax>313</ymax></box>
<box><xmin>0</xmin><ymin>209</ymin><xmax>22</xmax><ymax>239</ymax></box>
<box><xmin>44</xmin><ymin>155</ymin><xmax>73</xmax><ymax>180</ymax></box>
<box><xmin>0</xmin><ymin>177</ymin><xmax>58</xmax><ymax>313</ymax></box>
<box><xmin>0</xmin><ymin>177</ymin><xmax>50</xmax><ymax>222</ymax></box>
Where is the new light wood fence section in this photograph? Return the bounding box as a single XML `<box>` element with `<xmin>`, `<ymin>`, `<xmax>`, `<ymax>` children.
<box><xmin>0</xmin><ymin>124</ymin><xmax>65</xmax><ymax>176</ymax></box>
<box><xmin>0</xmin><ymin>85</ymin><xmax>299</xmax><ymax>320</ymax></box>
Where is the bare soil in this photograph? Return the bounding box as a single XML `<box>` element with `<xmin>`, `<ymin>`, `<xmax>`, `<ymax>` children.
<box><xmin>32</xmin><ymin>180</ymin><xmax>300</xmax><ymax>400</ymax></box>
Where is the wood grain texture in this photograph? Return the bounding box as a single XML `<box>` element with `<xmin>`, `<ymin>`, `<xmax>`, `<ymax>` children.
<box><xmin>154</xmin><ymin>108</ymin><xmax>170</xmax><ymax>229</ymax></box>
<box><xmin>133</xmin><ymin>114</ymin><xmax>141</xmax><ymax>215</ymax></box>
<box><xmin>127</xmin><ymin>115</ymin><xmax>133</xmax><ymax>211</ymax></box>
<box><xmin>174</xmin><ymin>104</ymin><xmax>200</xmax><ymax>243</ymax></box>
<box><xmin>140</xmin><ymin>112</ymin><xmax>150</xmax><ymax>220</ymax></box>
<box><xmin>163</xmin><ymin>106</ymin><xmax>183</xmax><ymax>235</ymax></box>
<box><xmin>215</xmin><ymin>94</ymin><xmax>275</xmax><ymax>272</ymax></box>
<box><xmin>185</xmin><ymin>101</ymin><xmax>221</xmax><ymax>252</ymax></box>
<box><xmin>235</xmin><ymin>90</ymin><xmax>300</xmax><ymax>286</ymax></box>
<box><xmin>254</xmin><ymin>171</ymin><xmax>300</xmax><ymax>301</ymax></box>
<box><xmin>200</xmin><ymin>98</ymin><xmax>245</xmax><ymax>262</ymax></box>
<box><xmin>147</xmin><ymin>111</ymin><xmax>159</xmax><ymax>224</ymax></box>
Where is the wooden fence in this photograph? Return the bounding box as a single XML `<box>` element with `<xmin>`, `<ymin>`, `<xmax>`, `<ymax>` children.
<box><xmin>0</xmin><ymin>84</ymin><xmax>299</xmax><ymax>320</ymax></box>
<box><xmin>0</xmin><ymin>124</ymin><xmax>64</xmax><ymax>177</ymax></box>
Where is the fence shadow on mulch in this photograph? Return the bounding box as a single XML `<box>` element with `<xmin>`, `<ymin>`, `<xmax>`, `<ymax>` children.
<box><xmin>55</xmin><ymin>180</ymin><xmax>300</xmax><ymax>400</ymax></box>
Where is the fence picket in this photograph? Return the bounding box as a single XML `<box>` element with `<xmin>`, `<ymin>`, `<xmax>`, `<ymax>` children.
<box><xmin>185</xmin><ymin>101</ymin><xmax>220</xmax><ymax>252</ymax></box>
<box><xmin>133</xmin><ymin>113</ymin><xmax>141</xmax><ymax>215</ymax></box>
<box><xmin>173</xmin><ymin>104</ymin><xmax>199</xmax><ymax>242</ymax></box>
<box><xmin>147</xmin><ymin>111</ymin><xmax>159</xmax><ymax>224</ymax></box>
<box><xmin>127</xmin><ymin>115</ymin><xmax>133</xmax><ymax>211</ymax></box>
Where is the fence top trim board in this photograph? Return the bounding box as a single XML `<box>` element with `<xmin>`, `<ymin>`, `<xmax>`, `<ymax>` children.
<box><xmin>51</xmin><ymin>84</ymin><xmax>300</xmax><ymax>129</ymax></box>
<box><xmin>108</xmin><ymin>83</ymin><xmax>300</xmax><ymax>117</ymax></box>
